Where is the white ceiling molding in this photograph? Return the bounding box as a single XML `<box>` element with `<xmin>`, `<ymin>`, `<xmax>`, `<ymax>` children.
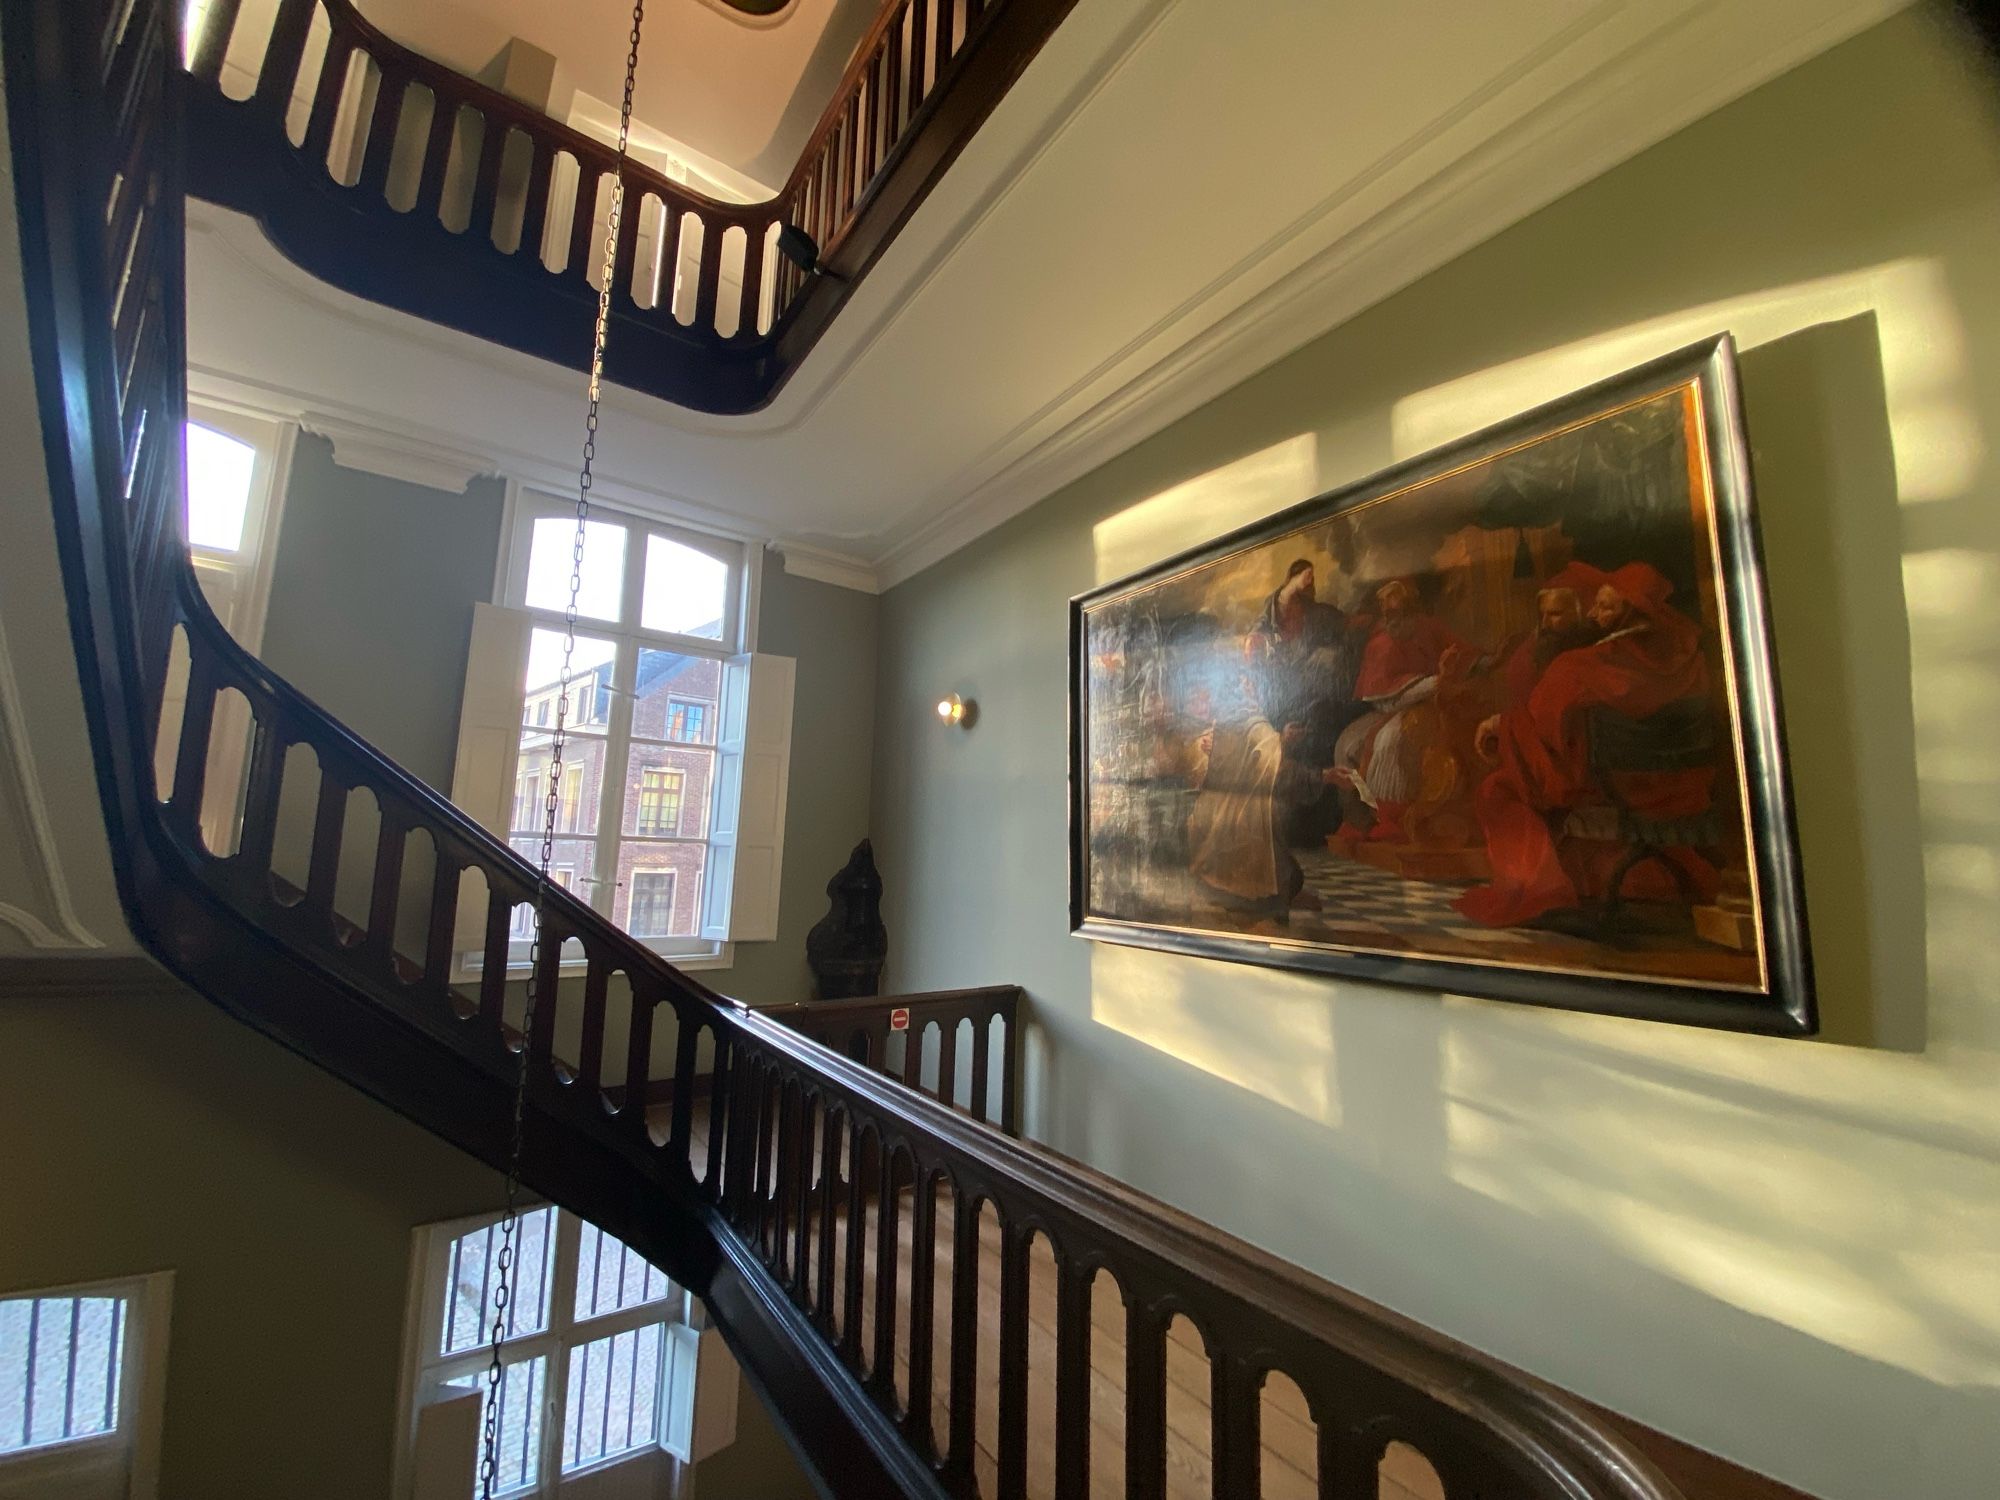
<box><xmin>301</xmin><ymin>412</ymin><xmax>498</xmax><ymax>494</ymax></box>
<box><xmin>183</xmin><ymin>0</ymin><xmax>1908</xmax><ymax>596</ymax></box>
<box><xmin>775</xmin><ymin>542</ymin><xmax>879</xmax><ymax>593</ymax></box>
<box><xmin>867</xmin><ymin>0</ymin><xmax>1911</xmax><ymax>586</ymax></box>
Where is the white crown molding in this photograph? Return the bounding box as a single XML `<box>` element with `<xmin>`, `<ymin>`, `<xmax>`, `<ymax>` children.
<box><xmin>869</xmin><ymin>0</ymin><xmax>1909</xmax><ymax>587</ymax></box>
<box><xmin>775</xmin><ymin>542</ymin><xmax>880</xmax><ymax>594</ymax></box>
<box><xmin>0</xmin><ymin>611</ymin><xmax>109</xmax><ymax>950</ymax></box>
<box><xmin>301</xmin><ymin>412</ymin><xmax>497</xmax><ymax>494</ymax></box>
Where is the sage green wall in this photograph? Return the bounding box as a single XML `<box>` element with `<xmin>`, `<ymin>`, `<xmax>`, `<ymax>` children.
<box><xmin>870</xmin><ymin>9</ymin><xmax>2000</xmax><ymax>1497</ymax></box>
<box><xmin>0</xmin><ymin>973</ymin><xmax>503</xmax><ymax>1497</ymax></box>
<box><xmin>261</xmin><ymin>433</ymin><xmax>507</xmax><ymax>791</ymax></box>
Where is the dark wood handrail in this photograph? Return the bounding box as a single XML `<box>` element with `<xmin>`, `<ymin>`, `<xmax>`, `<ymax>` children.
<box><xmin>4</xmin><ymin>1</ymin><xmax>1690</xmax><ymax>1495</ymax></box>
<box><xmin>176</xmin><ymin>0</ymin><xmax>1080</xmax><ymax>412</ymax></box>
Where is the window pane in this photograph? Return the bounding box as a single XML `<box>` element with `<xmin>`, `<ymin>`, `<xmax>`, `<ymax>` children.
<box><xmin>525</xmin><ymin>516</ymin><xmax>626</xmax><ymax>622</ymax></box>
<box><xmin>573</xmin><ymin>1223</ymin><xmax>673</xmax><ymax>1322</ymax></box>
<box><xmin>562</xmin><ymin>1324</ymin><xmax>666</xmax><ymax>1474</ymax></box>
<box><xmin>440</xmin><ymin>1208</ymin><xmax>554</xmax><ymax>1356</ymax></box>
<box><xmin>614</xmin><ymin>846</ymin><xmax>707</xmax><ymax>940</ymax></box>
<box><xmin>519</xmin><ymin>633</ymin><xmax>614</xmax><ymax>838</ymax></box>
<box><xmin>640</xmin><ymin>534</ymin><xmax>728</xmax><ymax>640</ymax></box>
<box><xmin>630</xmin><ymin>648</ymin><xmax>721</xmax><ymax>744</ymax></box>
<box><xmin>184</xmin><ymin>422</ymin><xmax>255</xmax><ymax>552</ymax></box>
<box><xmin>449</xmin><ymin>1356</ymin><xmax>546</xmax><ymax>1498</ymax></box>
<box><xmin>622</xmin><ymin>745</ymin><xmax>713</xmax><ymax>841</ymax></box>
<box><xmin>0</xmin><ymin>1295</ymin><xmax>126</xmax><ymax>1454</ymax></box>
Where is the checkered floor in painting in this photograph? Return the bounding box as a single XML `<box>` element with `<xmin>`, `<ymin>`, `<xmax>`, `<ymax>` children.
<box><xmin>1294</xmin><ymin>849</ymin><xmax>1567</xmax><ymax>949</ymax></box>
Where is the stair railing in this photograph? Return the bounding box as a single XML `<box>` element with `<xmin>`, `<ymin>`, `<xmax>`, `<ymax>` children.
<box><xmin>177</xmin><ymin>0</ymin><xmax>1080</xmax><ymax>413</ymax></box>
<box><xmin>5</xmin><ymin>0</ymin><xmax>1689</xmax><ymax>1495</ymax></box>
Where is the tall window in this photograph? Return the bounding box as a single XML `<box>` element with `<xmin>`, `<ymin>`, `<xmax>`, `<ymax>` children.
<box><xmin>398</xmin><ymin>1208</ymin><xmax>734</xmax><ymax>1495</ymax></box>
<box><xmin>665</xmin><ymin>700</ymin><xmax>708</xmax><ymax>744</ymax></box>
<box><xmin>495</xmin><ymin>498</ymin><xmax>744</xmax><ymax>962</ymax></box>
<box><xmin>0</xmin><ymin>1273</ymin><xmax>170</xmax><ymax>1498</ymax></box>
<box><xmin>635</xmin><ymin>770</ymin><xmax>683</xmax><ymax>836</ymax></box>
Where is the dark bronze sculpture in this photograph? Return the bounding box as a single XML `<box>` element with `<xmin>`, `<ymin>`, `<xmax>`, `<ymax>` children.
<box><xmin>806</xmin><ymin>840</ymin><xmax>888</xmax><ymax>999</ymax></box>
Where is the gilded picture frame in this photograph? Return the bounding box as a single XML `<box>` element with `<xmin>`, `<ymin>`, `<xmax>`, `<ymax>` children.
<box><xmin>1068</xmin><ymin>337</ymin><xmax>1815</xmax><ymax>1034</ymax></box>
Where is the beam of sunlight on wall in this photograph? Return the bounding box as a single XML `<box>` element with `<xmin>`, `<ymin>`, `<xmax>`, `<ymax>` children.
<box><xmin>1389</xmin><ymin>259</ymin><xmax>1981</xmax><ymax>508</ymax></box>
<box><xmin>1091</xmin><ymin>434</ymin><xmax>1318</xmax><ymax>585</ymax></box>
<box><xmin>1089</xmin><ymin>943</ymin><xmax>1341</xmax><ymax>1127</ymax></box>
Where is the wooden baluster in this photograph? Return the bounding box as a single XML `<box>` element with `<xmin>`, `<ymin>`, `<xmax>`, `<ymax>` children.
<box><xmin>187</xmin><ymin>0</ymin><xmax>242</xmax><ymax>85</ymax></box>
<box><xmin>967</xmin><ymin>0</ymin><xmax>985</xmax><ymax>25</ymax></box>
<box><xmin>1318</xmin><ymin>1423</ymin><xmax>1381</xmax><ymax>1500</ymax></box>
<box><xmin>946</xmin><ymin>1188</ymin><xmax>979</xmax><ymax>1486</ymax></box>
<box><xmin>970</xmin><ymin>1009</ymin><xmax>993</xmax><ymax>1124</ymax></box>
<box><xmin>723</xmin><ymin>1052</ymin><xmax>757</xmax><ymax>1222</ymax></box>
<box><xmin>528</xmin><ymin>914</ymin><xmax>561</xmax><ymax>1062</ymax></box>
<box><xmin>1124</xmin><ymin>1302</ymin><xmax>1169</xmax><ymax>1500</ymax></box>
<box><xmin>1001</xmin><ymin>1007</ymin><xmax>1021</xmax><ymax>1136</ymax></box>
<box><xmin>704</xmin><ymin>1036</ymin><xmax>732</xmax><ymax>1196</ymax></box>
<box><xmin>861</xmin><ymin>51</ymin><xmax>883</xmax><ymax>188</ymax></box>
<box><xmin>905</xmin><ymin>1169</ymin><xmax>939</xmax><ymax>1456</ymax></box>
<box><xmin>692</xmin><ymin>222</ymin><xmax>724</xmax><ymax>336</ymax></box>
<box><xmin>233</xmin><ymin>720</ymin><xmax>285</xmax><ymax>879</ymax></box>
<box><xmin>250</xmin><ymin>0</ymin><xmax>316</xmax><ymax>127</ymax></box>
<box><xmin>670</xmin><ymin>1016</ymin><xmax>699</xmax><ymax>1154</ymax></box>
<box><xmin>467</xmin><ymin>115</ymin><xmax>508</xmax><ymax>244</ymax></box>
<box><xmin>413</xmin><ymin>92</ymin><xmax>458</xmax><ymax>221</ymax></box>
<box><xmin>567</xmin><ymin>165</ymin><xmax>603</xmax><ymax>279</ymax></box>
<box><xmin>881</xmin><ymin>5</ymin><xmax>908</xmax><ymax>153</ymax></box>
<box><xmin>517</xmin><ymin>139</ymin><xmax>555</xmax><ymax>265</ymax></box>
<box><xmin>300</xmin><ymin>33</ymin><xmax>357</xmax><ymax>169</ymax></box>
<box><xmin>166</xmin><ymin>650</ymin><xmax>217</xmax><ymax>836</ymax></box>
<box><xmin>841</xmin><ymin>1124</ymin><xmax>867</xmax><ymax>1363</ymax></box>
<box><xmin>907</xmin><ymin>0</ymin><xmax>931</xmax><ymax>120</ymax></box>
<box><xmin>815</xmin><ymin>1105</ymin><xmax>840</xmax><ymax>1331</ymax></box>
<box><xmin>996</xmin><ymin>1219</ymin><xmax>1031</xmax><ymax>1500</ymax></box>
<box><xmin>737</xmin><ymin>219</ymin><xmax>768</xmax><ymax>338</ymax></box>
<box><xmin>1212</xmin><ymin>1354</ymin><xmax>1261</xmax><ymax>1500</ymax></box>
<box><xmin>768</xmin><ymin>1081</ymin><xmax>793</xmax><ymax>1270</ymax></box>
<box><xmin>791</xmin><ymin>1092</ymin><xmax>818</xmax><ymax>1304</ymax></box>
<box><xmin>871</xmin><ymin>1147</ymin><xmax>902</xmax><ymax>1397</ymax></box>
<box><xmin>902</xmin><ymin>1022</ymin><xmax>924</xmax><ymax>1090</ymax></box>
<box><xmin>364</xmin><ymin>809</ymin><xmax>405</xmax><ymax>970</ymax></box>
<box><xmin>623</xmin><ymin>997</ymin><xmax>653</xmax><ymax>1137</ymax></box>
<box><xmin>355</xmin><ymin>68</ymin><xmax>406</xmax><ymax>199</ymax></box>
<box><xmin>612</xmin><ymin>174</ymin><xmax>644</xmax><ymax>305</ymax></box>
<box><xmin>753</xmin><ymin>1065</ymin><xmax>778</xmax><ymax>1252</ymax></box>
<box><xmin>934</xmin><ymin>0</ymin><xmax>955</xmax><ymax>83</ymax></box>
<box><xmin>577</xmin><ymin>958</ymin><xmax>608</xmax><ymax>1093</ymax></box>
<box><xmin>834</xmin><ymin>100</ymin><xmax>856</xmax><ymax>230</ymax></box>
<box><xmin>1053</xmin><ymin>1253</ymin><xmax>1092</xmax><ymax>1500</ymax></box>
<box><xmin>477</xmin><ymin>887</ymin><xmax>510</xmax><ymax>1024</ymax></box>
<box><xmin>936</xmin><ymin>1018</ymin><xmax>959</xmax><ymax>1110</ymax></box>
<box><xmin>422</xmin><ymin>860</ymin><xmax>460</xmax><ymax>989</ymax></box>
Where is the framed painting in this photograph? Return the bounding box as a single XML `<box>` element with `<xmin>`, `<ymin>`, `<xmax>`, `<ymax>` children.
<box><xmin>1069</xmin><ymin>336</ymin><xmax>1815</xmax><ymax>1034</ymax></box>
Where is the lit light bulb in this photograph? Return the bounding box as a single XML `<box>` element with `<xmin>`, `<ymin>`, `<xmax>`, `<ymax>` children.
<box><xmin>937</xmin><ymin>699</ymin><xmax>955</xmax><ymax>720</ymax></box>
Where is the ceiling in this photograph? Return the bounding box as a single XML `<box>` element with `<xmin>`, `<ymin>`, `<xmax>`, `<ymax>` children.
<box><xmin>188</xmin><ymin>0</ymin><xmax>1912</xmax><ymax>592</ymax></box>
<box><xmin>352</xmin><ymin>0</ymin><xmax>879</xmax><ymax>186</ymax></box>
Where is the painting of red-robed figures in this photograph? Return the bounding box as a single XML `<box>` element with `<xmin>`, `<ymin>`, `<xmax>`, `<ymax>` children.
<box><xmin>1069</xmin><ymin>338</ymin><xmax>1816</xmax><ymax>1034</ymax></box>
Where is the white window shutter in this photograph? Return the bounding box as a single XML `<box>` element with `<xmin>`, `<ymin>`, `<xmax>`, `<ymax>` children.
<box><xmin>699</xmin><ymin>653</ymin><xmax>794</xmax><ymax>943</ymax></box>
<box><xmin>449</xmin><ymin>604</ymin><xmax>533</xmax><ymax>951</ymax></box>
<box><xmin>661</xmin><ymin>1322</ymin><xmax>739</xmax><ymax>1463</ymax></box>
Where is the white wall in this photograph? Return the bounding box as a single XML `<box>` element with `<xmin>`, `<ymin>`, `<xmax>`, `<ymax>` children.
<box><xmin>871</xmin><ymin>9</ymin><xmax>2000</xmax><ymax>1496</ymax></box>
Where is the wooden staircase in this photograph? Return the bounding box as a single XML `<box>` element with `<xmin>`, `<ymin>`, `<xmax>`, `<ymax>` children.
<box><xmin>1</xmin><ymin>0</ymin><xmax>1710</xmax><ymax>1494</ymax></box>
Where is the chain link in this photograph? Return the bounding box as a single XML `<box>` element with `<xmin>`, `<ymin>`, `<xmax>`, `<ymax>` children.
<box><xmin>479</xmin><ymin>4</ymin><xmax>646</xmax><ymax>1494</ymax></box>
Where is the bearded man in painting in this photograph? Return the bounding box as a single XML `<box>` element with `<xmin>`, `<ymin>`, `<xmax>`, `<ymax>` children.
<box><xmin>1186</xmin><ymin>672</ymin><xmax>1343</xmax><ymax>928</ymax></box>
<box><xmin>1330</xmin><ymin>578</ymin><xmax>1471</xmax><ymax>843</ymax></box>
<box><xmin>1456</xmin><ymin>561</ymin><xmax>1720</xmax><ymax>927</ymax></box>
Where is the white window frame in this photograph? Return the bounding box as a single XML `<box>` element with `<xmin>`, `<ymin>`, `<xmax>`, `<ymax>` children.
<box><xmin>182</xmin><ymin>401</ymin><xmax>295</xmax><ymax>656</ymax></box>
<box><xmin>0</xmin><ymin>1271</ymin><xmax>173</xmax><ymax>1500</ymax></box>
<box><xmin>393</xmin><ymin>1209</ymin><xmax>727</xmax><ymax>1499</ymax></box>
<box><xmin>472</xmin><ymin>488</ymin><xmax>779</xmax><ymax>970</ymax></box>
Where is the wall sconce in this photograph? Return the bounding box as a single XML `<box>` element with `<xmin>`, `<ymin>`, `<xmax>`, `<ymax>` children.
<box><xmin>935</xmin><ymin>693</ymin><xmax>975</xmax><ymax>729</ymax></box>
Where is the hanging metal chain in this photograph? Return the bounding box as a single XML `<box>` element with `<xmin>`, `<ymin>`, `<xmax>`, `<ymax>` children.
<box><xmin>479</xmin><ymin>4</ymin><xmax>646</xmax><ymax>1495</ymax></box>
